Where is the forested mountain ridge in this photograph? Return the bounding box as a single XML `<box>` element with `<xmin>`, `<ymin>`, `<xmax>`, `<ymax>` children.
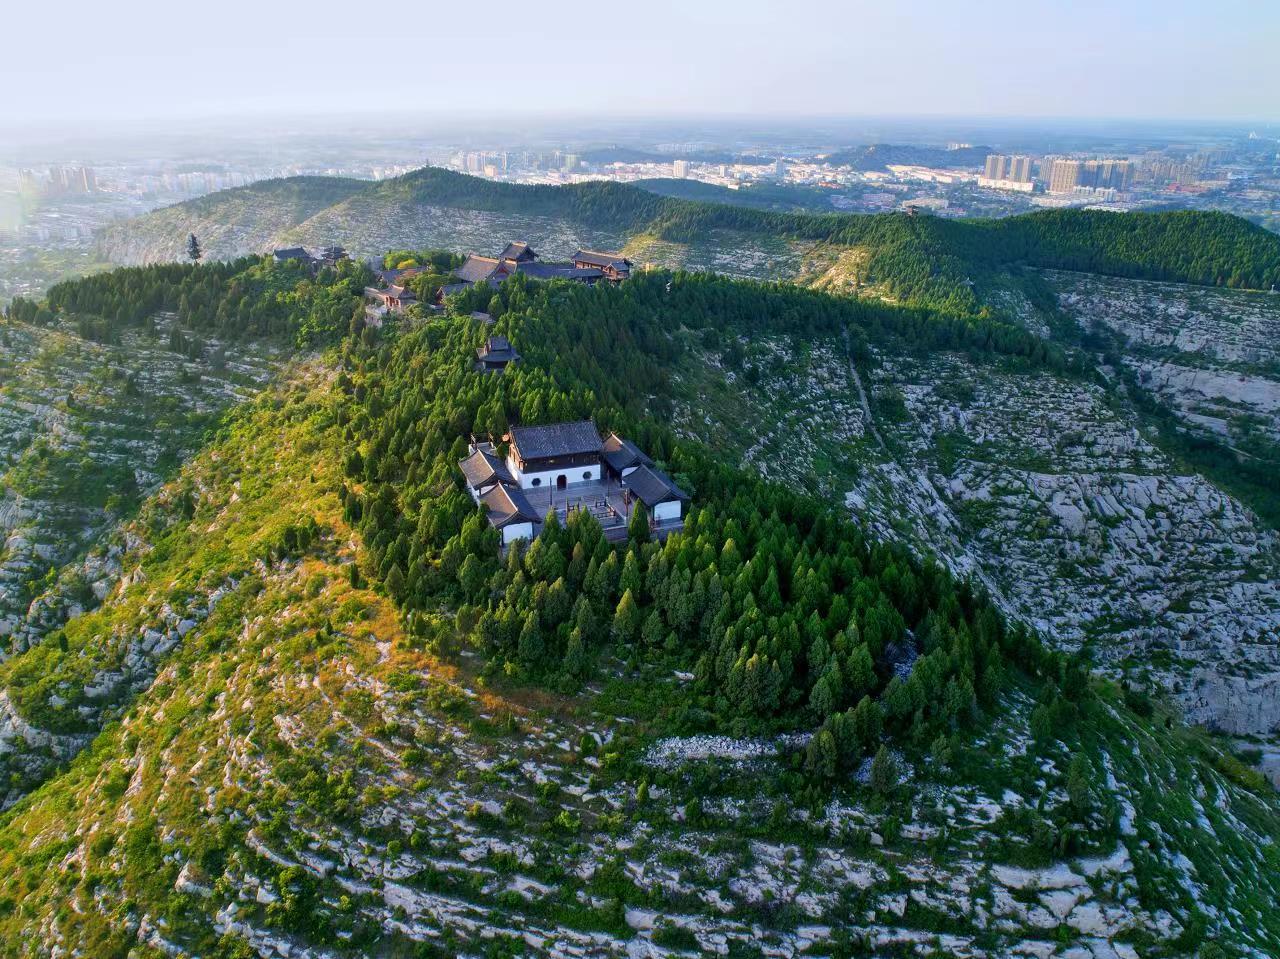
<box><xmin>98</xmin><ymin>168</ymin><xmax>1280</xmax><ymax>307</ymax></box>
<box><xmin>0</xmin><ymin>260</ymin><xmax>1278</xmax><ymax>956</ymax></box>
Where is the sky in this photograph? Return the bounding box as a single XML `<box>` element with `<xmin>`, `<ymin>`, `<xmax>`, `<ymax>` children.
<box><xmin>3</xmin><ymin>0</ymin><xmax>1277</xmax><ymax>135</ymax></box>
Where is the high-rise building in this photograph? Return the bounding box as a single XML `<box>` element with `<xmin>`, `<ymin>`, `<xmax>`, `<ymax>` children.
<box><xmin>1097</xmin><ymin>159</ymin><xmax>1133</xmax><ymax>190</ymax></box>
<box><xmin>1047</xmin><ymin>159</ymin><xmax>1082</xmax><ymax>194</ymax></box>
<box><xmin>1046</xmin><ymin>158</ymin><xmax>1133</xmax><ymax>193</ymax></box>
<box><xmin>979</xmin><ymin>155</ymin><xmax>1035</xmax><ymax>191</ymax></box>
<box><xmin>672</xmin><ymin>159</ymin><xmax>690</xmax><ymax>178</ymax></box>
<box><xmin>982</xmin><ymin>154</ymin><xmax>1033</xmax><ymax>184</ymax></box>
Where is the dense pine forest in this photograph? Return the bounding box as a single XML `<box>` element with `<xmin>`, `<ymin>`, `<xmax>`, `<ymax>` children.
<box><xmin>340</xmin><ymin>272</ymin><xmax>1085</xmax><ymax>779</ymax></box>
<box><xmin>4</xmin><ymin>255</ymin><xmax>373</xmax><ymax>346</ymax></box>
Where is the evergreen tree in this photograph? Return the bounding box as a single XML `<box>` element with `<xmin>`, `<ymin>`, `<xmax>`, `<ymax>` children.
<box><xmin>186</xmin><ymin>233</ymin><xmax>203</xmax><ymax>262</ymax></box>
<box><xmin>628</xmin><ymin>502</ymin><xmax>650</xmax><ymax>544</ymax></box>
<box><xmin>612</xmin><ymin>589</ymin><xmax>641</xmax><ymax>643</ymax></box>
<box><xmin>384</xmin><ymin>563</ymin><xmax>406</xmax><ymax>600</ymax></box>
<box><xmin>869</xmin><ymin>745</ymin><xmax>897</xmax><ymax>795</ymax></box>
<box><xmin>805</xmin><ymin>729</ymin><xmax>838</xmax><ymax>779</ymax></box>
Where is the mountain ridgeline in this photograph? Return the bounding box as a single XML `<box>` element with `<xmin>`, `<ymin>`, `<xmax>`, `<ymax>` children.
<box><xmin>101</xmin><ymin>167</ymin><xmax>1280</xmax><ymax>317</ymax></box>
<box><xmin>315</xmin><ymin>169</ymin><xmax>1280</xmax><ymax>297</ymax></box>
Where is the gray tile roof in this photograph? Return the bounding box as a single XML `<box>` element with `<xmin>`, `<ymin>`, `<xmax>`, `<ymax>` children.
<box><xmin>273</xmin><ymin>247</ymin><xmax>313</xmax><ymax>262</ymax></box>
<box><xmin>459</xmin><ymin>449</ymin><xmax>514</xmax><ymax>488</ymax></box>
<box><xmin>457</xmin><ymin>255</ymin><xmax>501</xmax><ymax>284</ymax></box>
<box><xmin>625</xmin><ymin>464</ymin><xmax>689</xmax><ymax>507</ymax></box>
<box><xmin>602</xmin><ymin>433</ymin><xmax>654</xmax><ymax>473</ymax></box>
<box><xmin>378</xmin><ymin>266</ymin><xmax>426</xmax><ymax>286</ymax></box>
<box><xmin>480</xmin><ymin>483</ymin><xmax>541</xmax><ymax>528</ymax></box>
<box><xmin>510</xmin><ymin>421</ymin><xmax>602</xmax><ymax>461</ymax></box>
<box><xmin>476</xmin><ymin>335</ymin><xmax>520</xmax><ymax>364</ymax></box>
<box><xmin>368</xmin><ymin>284</ymin><xmax>415</xmax><ymax>302</ymax></box>
<box><xmin>573</xmin><ymin>249</ymin><xmax>631</xmax><ymax>269</ymax></box>
<box><xmin>498</xmin><ymin>241</ymin><xmax>537</xmax><ymax>262</ymax></box>
<box><xmin>516</xmin><ymin>262</ymin><xmax>604</xmax><ymax>281</ymax></box>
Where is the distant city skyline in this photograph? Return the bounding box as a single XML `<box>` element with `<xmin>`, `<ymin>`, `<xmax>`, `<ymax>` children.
<box><xmin>3</xmin><ymin>0</ymin><xmax>1278</xmax><ymax>138</ymax></box>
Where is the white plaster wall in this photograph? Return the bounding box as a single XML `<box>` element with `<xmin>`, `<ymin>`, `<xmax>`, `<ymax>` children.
<box><xmin>502</xmin><ymin>522</ymin><xmax>535</xmax><ymax>544</ymax></box>
<box><xmin>654</xmin><ymin>500</ymin><xmax>682</xmax><ymax>523</ymax></box>
<box><xmin>509</xmin><ymin>464</ymin><xmax>600</xmax><ymax>490</ymax></box>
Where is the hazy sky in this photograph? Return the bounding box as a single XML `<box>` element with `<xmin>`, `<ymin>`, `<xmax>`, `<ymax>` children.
<box><xmin>4</xmin><ymin>0</ymin><xmax>1277</xmax><ymax>133</ymax></box>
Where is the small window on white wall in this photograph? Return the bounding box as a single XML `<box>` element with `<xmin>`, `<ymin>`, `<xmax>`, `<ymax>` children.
<box><xmin>583</xmin><ymin>471</ymin><xmax>592</xmax><ymax>480</ymax></box>
<box><xmin>532</xmin><ymin>478</ymin><xmax>541</xmax><ymax>487</ymax></box>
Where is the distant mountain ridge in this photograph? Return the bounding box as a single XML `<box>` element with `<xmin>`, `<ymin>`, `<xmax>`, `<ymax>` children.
<box><xmin>99</xmin><ymin>166</ymin><xmax>1280</xmax><ymax>307</ymax></box>
<box><xmin>96</xmin><ymin>175</ymin><xmax>365</xmax><ymax>264</ymax></box>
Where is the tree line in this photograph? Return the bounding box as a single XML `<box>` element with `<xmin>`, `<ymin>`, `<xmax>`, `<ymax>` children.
<box><xmin>5</xmin><ymin>255</ymin><xmax>373</xmax><ymax>347</ymax></box>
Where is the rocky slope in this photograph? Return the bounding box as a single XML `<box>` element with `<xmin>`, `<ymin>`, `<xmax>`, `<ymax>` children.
<box><xmin>669</xmin><ymin>325</ymin><xmax>1280</xmax><ymax>739</ymax></box>
<box><xmin>91</xmin><ymin>169</ymin><xmax>823</xmax><ymax>281</ymax></box>
<box><xmin>95</xmin><ymin>177</ymin><xmax>366</xmax><ymax>264</ymax></box>
<box><xmin>0</xmin><ymin>314</ymin><xmax>284</xmax><ymax>657</ymax></box>
<box><xmin>1049</xmin><ymin>272</ymin><xmax>1280</xmax><ymax>440</ymax></box>
<box><xmin>98</xmin><ymin>186</ymin><xmax>811</xmax><ymax>284</ymax></box>
<box><xmin>0</xmin><ymin>363</ymin><xmax>1276</xmax><ymax>958</ymax></box>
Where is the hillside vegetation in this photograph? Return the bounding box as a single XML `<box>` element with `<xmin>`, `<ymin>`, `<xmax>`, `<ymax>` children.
<box><xmin>0</xmin><ymin>263</ymin><xmax>1278</xmax><ymax>957</ymax></box>
<box><xmin>96</xmin><ymin>176</ymin><xmax>366</xmax><ymax>264</ymax></box>
<box><xmin>99</xmin><ymin>169</ymin><xmax>1280</xmax><ymax>312</ymax></box>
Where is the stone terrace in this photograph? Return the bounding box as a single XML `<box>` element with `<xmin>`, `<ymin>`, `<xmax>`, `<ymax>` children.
<box><xmin>522</xmin><ymin>478</ymin><xmax>683</xmax><ymax>542</ymax></box>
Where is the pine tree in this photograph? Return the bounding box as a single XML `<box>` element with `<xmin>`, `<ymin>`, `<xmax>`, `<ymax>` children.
<box><xmin>850</xmin><ymin>695</ymin><xmax>883</xmax><ymax>751</ymax></box>
<box><xmin>628</xmin><ymin>501</ymin><xmax>650</xmax><ymax>544</ymax></box>
<box><xmin>869</xmin><ymin>745</ymin><xmax>897</xmax><ymax>795</ymax></box>
<box><xmin>384</xmin><ymin>563</ymin><xmax>406</xmax><ymax>600</ymax></box>
<box><xmin>640</xmin><ymin>609</ymin><xmax>665</xmax><ymax>648</ymax></box>
<box><xmin>619</xmin><ymin>550</ymin><xmax>642</xmax><ymax>598</ymax></box>
<box><xmin>517</xmin><ymin>611</ymin><xmax>543</xmax><ymax>665</ymax></box>
<box><xmin>186</xmin><ymin>233</ymin><xmax>202</xmax><ymax>262</ymax></box>
<box><xmin>805</xmin><ymin>728</ymin><xmax>838</xmax><ymax>779</ymax></box>
<box><xmin>562</xmin><ymin>628</ymin><xmax>588</xmax><ymax>678</ymax></box>
<box><xmin>809</xmin><ymin>675</ymin><xmax>835</xmax><ymax>719</ymax></box>
<box><xmin>457</xmin><ymin>553</ymin><xmax>488</xmax><ymax>602</ymax></box>
<box><xmin>845</xmin><ymin>643</ymin><xmax>876</xmax><ymax>702</ymax></box>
